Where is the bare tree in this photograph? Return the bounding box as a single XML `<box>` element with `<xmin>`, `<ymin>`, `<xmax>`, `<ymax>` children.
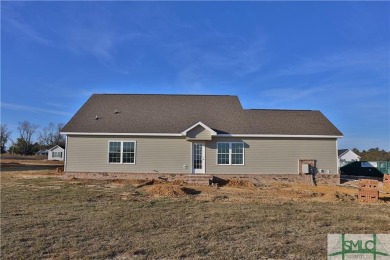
<box><xmin>0</xmin><ymin>124</ymin><xmax>12</xmax><ymax>153</ymax></box>
<box><xmin>8</xmin><ymin>139</ymin><xmax>16</xmax><ymax>155</ymax></box>
<box><xmin>53</xmin><ymin>123</ymin><xmax>65</xmax><ymax>146</ymax></box>
<box><xmin>17</xmin><ymin>121</ymin><xmax>39</xmax><ymax>155</ymax></box>
<box><xmin>39</xmin><ymin>122</ymin><xmax>55</xmax><ymax>147</ymax></box>
<box><xmin>39</xmin><ymin>122</ymin><xmax>65</xmax><ymax>148</ymax></box>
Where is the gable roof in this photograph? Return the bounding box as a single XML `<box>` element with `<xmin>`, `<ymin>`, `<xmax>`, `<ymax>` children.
<box><xmin>338</xmin><ymin>149</ymin><xmax>349</xmax><ymax>157</ymax></box>
<box><xmin>62</xmin><ymin>94</ymin><xmax>343</xmax><ymax>137</ymax></box>
<box><xmin>48</xmin><ymin>145</ymin><xmax>65</xmax><ymax>151</ymax></box>
<box><xmin>338</xmin><ymin>149</ymin><xmax>360</xmax><ymax>158</ymax></box>
<box><xmin>181</xmin><ymin>122</ymin><xmax>217</xmax><ymax>136</ymax></box>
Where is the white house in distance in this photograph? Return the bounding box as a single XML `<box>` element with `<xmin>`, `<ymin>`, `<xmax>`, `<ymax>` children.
<box><xmin>338</xmin><ymin>149</ymin><xmax>360</xmax><ymax>167</ymax></box>
<box><xmin>48</xmin><ymin>145</ymin><xmax>65</xmax><ymax>161</ymax></box>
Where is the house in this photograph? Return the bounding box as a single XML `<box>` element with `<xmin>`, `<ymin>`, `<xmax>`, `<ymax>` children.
<box><xmin>36</xmin><ymin>149</ymin><xmax>48</xmax><ymax>156</ymax></box>
<box><xmin>48</xmin><ymin>145</ymin><xmax>65</xmax><ymax>161</ymax></box>
<box><xmin>61</xmin><ymin>94</ymin><xmax>343</xmax><ymax>176</ymax></box>
<box><xmin>338</xmin><ymin>149</ymin><xmax>360</xmax><ymax>167</ymax></box>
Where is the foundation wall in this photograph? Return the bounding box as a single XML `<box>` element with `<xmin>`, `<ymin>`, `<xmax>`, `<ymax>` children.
<box><xmin>64</xmin><ymin>172</ymin><xmax>340</xmax><ymax>185</ymax></box>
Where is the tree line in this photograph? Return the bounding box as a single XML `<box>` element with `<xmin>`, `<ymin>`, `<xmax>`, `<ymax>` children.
<box><xmin>0</xmin><ymin>121</ymin><xmax>65</xmax><ymax>155</ymax></box>
<box><xmin>352</xmin><ymin>148</ymin><xmax>390</xmax><ymax>161</ymax></box>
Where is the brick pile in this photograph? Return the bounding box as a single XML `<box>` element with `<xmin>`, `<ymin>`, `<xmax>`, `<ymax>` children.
<box><xmin>383</xmin><ymin>175</ymin><xmax>390</xmax><ymax>191</ymax></box>
<box><xmin>358</xmin><ymin>179</ymin><xmax>379</xmax><ymax>203</ymax></box>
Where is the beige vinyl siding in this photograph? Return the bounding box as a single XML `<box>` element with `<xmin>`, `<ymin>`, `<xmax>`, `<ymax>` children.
<box><xmin>66</xmin><ymin>135</ymin><xmax>191</xmax><ymax>173</ymax></box>
<box><xmin>66</xmin><ymin>135</ymin><xmax>338</xmax><ymax>174</ymax></box>
<box><xmin>206</xmin><ymin>137</ymin><xmax>337</xmax><ymax>174</ymax></box>
<box><xmin>186</xmin><ymin>125</ymin><xmax>212</xmax><ymax>140</ymax></box>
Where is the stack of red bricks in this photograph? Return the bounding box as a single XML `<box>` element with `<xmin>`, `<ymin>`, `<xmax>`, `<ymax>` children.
<box><xmin>358</xmin><ymin>179</ymin><xmax>379</xmax><ymax>203</ymax></box>
<box><xmin>384</xmin><ymin>175</ymin><xmax>390</xmax><ymax>191</ymax></box>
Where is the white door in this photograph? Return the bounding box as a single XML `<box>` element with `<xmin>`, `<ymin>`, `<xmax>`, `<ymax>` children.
<box><xmin>192</xmin><ymin>142</ymin><xmax>205</xmax><ymax>174</ymax></box>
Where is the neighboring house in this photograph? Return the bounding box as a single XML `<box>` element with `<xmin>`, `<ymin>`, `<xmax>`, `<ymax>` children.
<box><xmin>61</xmin><ymin>94</ymin><xmax>343</xmax><ymax>175</ymax></box>
<box><xmin>48</xmin><ymin>145</ymin><xmax>65</xmax><ymax>161</ymax></box>
<box><xmin>338</xmin><ymin>149</ymin><xmax>361</xmax><ymax>167</ymax></box>
<box><xmin>36</xmin><ymin>150</ymin><xmax>48</xmax><ymax>156</ymax></box>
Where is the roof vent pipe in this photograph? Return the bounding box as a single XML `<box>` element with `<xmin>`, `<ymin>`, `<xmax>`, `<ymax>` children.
<box><xmin>95</xmin><ymin>115</ymin><xmax>99</xmax><ymax>120</ymax></box>
<box><xmin>114</xmin><ymin>109</ymin><xmax>119</xmax><ymax>114</ymax></box>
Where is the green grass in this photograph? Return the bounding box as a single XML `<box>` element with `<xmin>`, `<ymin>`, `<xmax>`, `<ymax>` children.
<box><xmin>1</xmin><ymin>173</ymin><xmax>390</xmax><ymax>259</ymax></box>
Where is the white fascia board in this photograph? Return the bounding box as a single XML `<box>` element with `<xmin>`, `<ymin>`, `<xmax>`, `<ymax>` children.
<box><xmin>48</xmin><ymin>145</ymin><xmax>61</xmax><ymax>151</ymax></box>
<box><xmin>60</xmin><ymin>132</ymin><xmax>343</xmax><ymax>139</ymax></box>
<box><xmin>60</xmin><ymin>132</ymin><xmax>182</xmax><ymax>136</ymax></box>
<box><xmin>216</xmin><ymin>134</ymin><xmax>343</xmax><ymax>139</ymax></box>
<box><xmin>180</xmin><ymin>121</ymin><xmax>217</xmax><ymax>136</ymax></box>
<box><xmin>338</xmin><ymin>149</ymin><xmax>349</xmax><ymax>157</ymax></box>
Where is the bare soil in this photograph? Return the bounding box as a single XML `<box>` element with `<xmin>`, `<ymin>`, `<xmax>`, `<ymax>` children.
<box><xmin>139</xmin><ymin>176</ymin><xmax>389</xmax><ymax>204</ymax></box>
<box><xmin>1</xmin><ymin>158</ymin><xmax>63</xmax><ymax>172</ymax></box>
<box><xmin>1</xmin><ymin>161</ymin><xmax>390</xmax><ymax>259</ymax></box>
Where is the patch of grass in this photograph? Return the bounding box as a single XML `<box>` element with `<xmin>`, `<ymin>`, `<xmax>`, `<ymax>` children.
<box><xmin>1</xmin><ymin>171</ymin><xmax>390</xmax><ymax>259</ymax></box>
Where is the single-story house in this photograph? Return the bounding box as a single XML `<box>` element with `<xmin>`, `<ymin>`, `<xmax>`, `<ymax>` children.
<box><xmin>36</xmin><ymin>149</ymin><xmax>48</xmax><ymax>156</ymax></box>
<box><xmin>48</xmin><ymin>145</ymin><xmax>65</xmax><ymax>161</ymax></box>
<box><xmin>338</xmin><ymin>149</ymin><xmax>360</xmax><ymax>167</ymax></box>
<box><xmin>61</xmin><ymin>94</ymin><xmax>343</xmax><ymax>175</ymax></box>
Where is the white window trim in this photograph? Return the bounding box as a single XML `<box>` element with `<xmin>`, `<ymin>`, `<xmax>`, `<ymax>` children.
<box><xmin>216</xmin><ymin>142</ymin><xmax>245</xmax><ymax>166</ymax></box>
<box><xmin>53</xmin><ymin>151</ymin><xmax>62</xmax><ymax>158</ymax></box>
<box><xmin>108</xmin><ymin>140</ymin><xmax>137</xmax><ymax>164</ymax></box>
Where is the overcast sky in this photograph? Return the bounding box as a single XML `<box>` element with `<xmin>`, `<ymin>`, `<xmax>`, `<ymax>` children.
<box><xmin>1</xmin><ymin>1</ymin><xmax>389</xmax><ymax>150</ymax></box>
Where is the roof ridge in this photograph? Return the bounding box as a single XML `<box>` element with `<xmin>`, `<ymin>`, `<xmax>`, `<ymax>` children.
<box><xmin>246</xmin><ymin>109</ymin><xmax>315</xmax><ymax>112</ymax></box>
<box><xmin>93</xmin><ymin>93</ymin><xmax>237</xmax><ymax>97</ymax></box>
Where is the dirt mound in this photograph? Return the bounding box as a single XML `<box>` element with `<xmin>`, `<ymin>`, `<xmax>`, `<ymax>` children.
<box><xmin>145</xmin><ymin>184</ymin><xmax>200</xmax><ymax>197</ymax></box>
<box><xmin>325</xmin><ymin>191</ymin><xmax>356</xmax><ymax>202</ymax></box>
<box><xmin>171</xmin><ymin>179</ymin><xmax>185</xmax><ymax>185</ymax></box>
<box><xmin>133</xmin><ymin>179</ymin><xmax>167</xmax><ymax>188</ymax></box>
<box><xmin>145</xmin><ymin>184</ymin><xmax>187</xmax><ymax>197</ymax></box>
<box><xmin>226</xmin><ymin>178</ymin><xmax>256</xmax><ymax>188</ymax></box>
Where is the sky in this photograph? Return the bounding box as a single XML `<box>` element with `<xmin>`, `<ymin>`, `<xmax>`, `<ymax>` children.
<box><xmin>1</xmin><ymin>1</ymin><xmax>389</xmax><ymax>151</ymax></box>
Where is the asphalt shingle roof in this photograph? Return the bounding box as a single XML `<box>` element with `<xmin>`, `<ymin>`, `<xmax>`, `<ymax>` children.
<box><xmin>62</xmin><ymin>94</ymin><xmax>343</xmax><ymax>136</ymax></box>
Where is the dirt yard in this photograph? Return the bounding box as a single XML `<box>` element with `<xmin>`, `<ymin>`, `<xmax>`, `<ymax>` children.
<box><xmin>1</xmin><ymin>156</ymin><xmax>64</xmax><ymax>172</ymax></box>
<box><xmin>1</xmin><ymin>160</ymin><xmax>390</xmax><ymax>259</ymax></box>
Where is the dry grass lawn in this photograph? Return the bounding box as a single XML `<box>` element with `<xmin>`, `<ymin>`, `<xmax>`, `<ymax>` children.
<box><xmin>1</xmin><ymin>164</ymin><xmax>390</xmax><ymax>259</ymax></box>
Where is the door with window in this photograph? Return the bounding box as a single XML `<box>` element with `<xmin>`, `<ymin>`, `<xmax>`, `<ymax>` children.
<box><xmin>192</xmin><ymin>142</ymin><xmax>205</xmax><ymax>174</ymax></box>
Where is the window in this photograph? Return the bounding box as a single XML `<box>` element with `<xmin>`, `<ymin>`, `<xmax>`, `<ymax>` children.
<box><xmin>193</xmin><ymin>143</ymin><xmax>203</xmax><ymax>169</ymax></box>
<box><xmin>217</xmin><ymin>142</ymin><xmax>244</xmax><ymax>165</ymax></box>
<box><xmin>122</xmin><ymin>142</ymin><xmax>135</xmax><ymax>163</ymax></box>
<box><xmin>109</xmin><ymin>141</ymin><xmax>136</xmax><ymax>164</ymax></box>
<box><xmin>217</xmin><ymin>143</ymin><xmax>230</xmax><ymax>165</ymax></box>
<box><xmin>231</xmin><ymin>143</ymin><xmax>244</xmax><ymax>165</ymax></box>
<box><xmin>109</xmin><ymin>142</ymin><xmax>121</xmax><ymax>163</ymax></box>
<box><xmin>52</xmin><ymin>151</ymin><xmax>62</xmax><ymax>158</ymax></box>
